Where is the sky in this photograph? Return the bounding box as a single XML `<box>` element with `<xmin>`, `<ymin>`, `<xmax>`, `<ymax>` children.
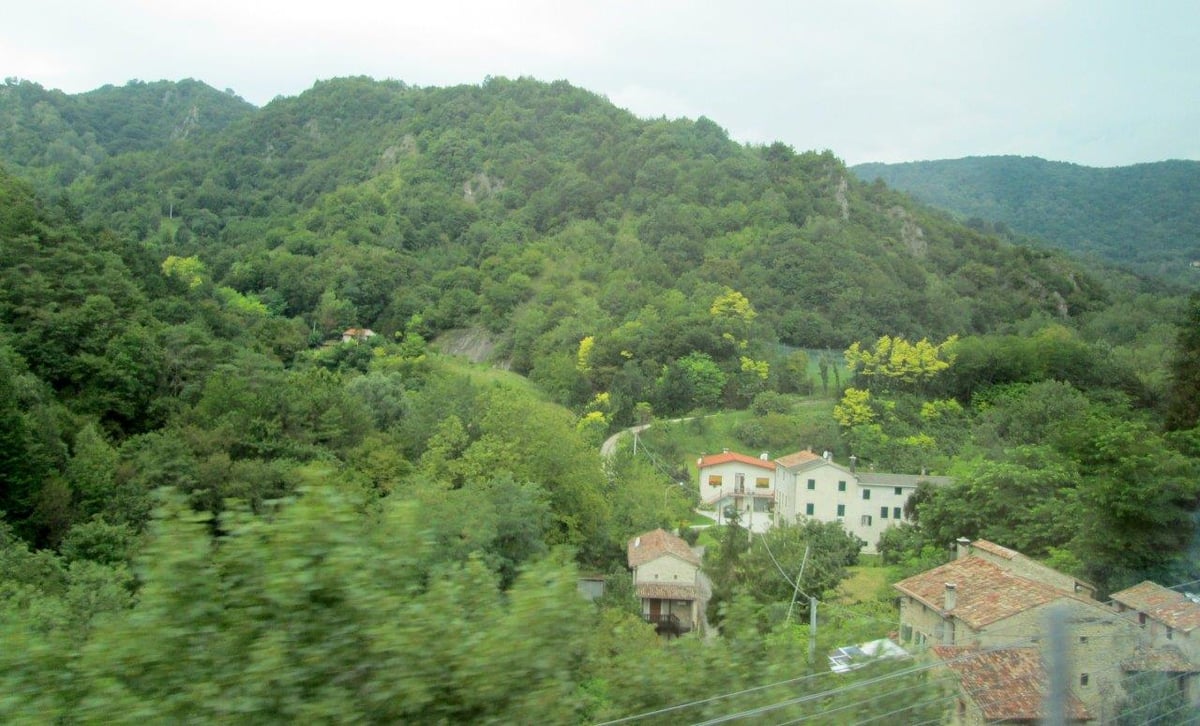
<box><xmin>4</xmin><ymin>1</ymin><xmax>1198</xmax><ymax>167</ymax></box>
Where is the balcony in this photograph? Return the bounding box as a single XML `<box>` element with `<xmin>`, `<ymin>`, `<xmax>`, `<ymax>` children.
<box><xmin>702</xmin><ymin>488</ymin><xmax>775</xmax><ymax>506</ymax></box>
<box><xmin>645</xmin><ymin>613</ymin><xmax>690</xmax><ymax>637</ymax></box>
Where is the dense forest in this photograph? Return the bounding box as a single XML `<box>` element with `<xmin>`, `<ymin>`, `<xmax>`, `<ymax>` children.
<box><xmin>1</xmin><ymin>75</ymin><xmax>1199</xmax><ymax>722</ymax></box>
<box><xmin>853</xmin><ymin>155</ymin><xmax>1200</xmax><ymax>286</ymax></box>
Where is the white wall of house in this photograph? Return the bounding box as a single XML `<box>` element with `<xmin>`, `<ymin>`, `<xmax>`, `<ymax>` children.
<box><xmin>635</xmin><ymin>554</ymin><xmax>698</xmax><ymax>587</ymax></box>
<box><xmin>697</xmin><ymin>459</ymin><xmax>779</xmax><ymax>531</ymax></box>
<box><xmin>777</xmin><ymin>461</ymin><xmax>917</xmax><ymax>552</ymax></box>
<box><xmin>698</xmin><ymin>452</ymin><xmax>943</xmax><ymax>550</ymax></box>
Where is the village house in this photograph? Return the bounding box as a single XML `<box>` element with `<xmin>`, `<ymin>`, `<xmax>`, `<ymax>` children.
<box><xmin>341</xmin><ymin>327</ymin><xmax>377</xmax><ymax>343</ymax></box>
<box><xmin>696</xmin><ymin>450</ymin><xmax>779</xmax><ymax>533</ymax></box>
<box><xmin>696</xmin><ymin>448</ymin><xmax>951</xmax><ymax>550</ymax></box>
<box><xmin>1110</xmin><ymin>580</ymin><xmax>1200</xmax><ymax>704</ymax></box>
<box><xmin>931</xmin><ymin>645</ymin><xmax>1092</xmax><ymax>724</ymax></box>
<box><xmin>895</xmin><ymin>539</ymin><xmax>1139</xmax><ymax>722</ymax></box>
<box><xmin>626</xmin><ymin>528</ymin><xmax>711</xmax><ymax>636</ymax></box>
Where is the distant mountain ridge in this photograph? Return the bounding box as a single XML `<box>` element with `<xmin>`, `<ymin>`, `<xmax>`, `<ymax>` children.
<box><xmin>852</xmin><ymin>156</ymin><xmax>1200</xmax><ymax>286</ymax></box>
<box><xmin>0</xmin><ymin>78</ymin><xmax>254</xmax><ymax>188</ymax></box>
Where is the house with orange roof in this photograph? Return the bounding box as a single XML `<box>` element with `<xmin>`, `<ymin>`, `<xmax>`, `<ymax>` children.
<box><xmin>896</xmin><ymin>539</ymin><xmax>1138</xmax><ymax>721</ymax></box>
<box><xmin>696</xmin><ymin>447</ymin><xmax>951</xmax><ymax>550</ymax></box>
<box><xmin>932</xmin><ymin>646</ymin><xmax>1092</xmax><ymax>724</ymax></box>
<box><xmin>696</xmin><ymin>449</ymin><xmax>779</xmax><ymax>533</ymax></box>
<box><xmin>626</xmin><ymin>528</ymin><xmax>711</xmax><ymax>636</ymax></box>
<box><xmin>1111</xmin><ymin>580</ymin><xmax>1200</xmax><ymax>704</ymax></box>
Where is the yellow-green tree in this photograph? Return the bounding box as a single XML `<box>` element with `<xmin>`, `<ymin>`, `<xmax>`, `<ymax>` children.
<box><xmin>844</xmin><ymin>334</ymin><xmax>958</xmax><ymax>390</ymax></box>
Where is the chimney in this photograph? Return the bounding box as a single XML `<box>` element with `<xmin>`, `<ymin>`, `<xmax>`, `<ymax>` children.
<box><xmin>944</xmin><ymin>583</ymin><xmax>957</xmax><ymax>611</ymax></box>
<box><xmin>849</xmin><ymin>455</ymin><xmax>857</xmax><ymax>473</ymax></box>
<box><xmin>760</xmin><ymin>452</ymin><xmax>769</xmax><ymax>461</ymax></box>
<box><xmin>955</xmin><ymin>537</ymin><xmax>971</xmax><ymax>560</ymax></box>
<box><xmin>723</xmin><ymin>447</ymin><xmax>730</xmax><ymax>453</ymax></box>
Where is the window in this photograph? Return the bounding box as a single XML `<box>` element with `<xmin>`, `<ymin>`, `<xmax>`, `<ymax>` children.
<box><xmin>894</xmin><ymin>486</ymin><xmax>903</xmax><ymax>495</ymax></box>
<box><xmin>805</xmin><ymin>502</ymin><xmax>814</xmax><ymax>516</ymax></box>
<box><xmin>708</xmin><ymin>475</ymin><xmax>722</xmax><ymax>487</ymax></box>
<box><xmin>1080</xmin><ymin>673</ymin><xmax>1089</xmax><ymax>687</ymax></box>
<box><xmin>756</xmin><ymin>477</ymin><xmax>770</xmax><ymax>489</ymax></box>
<box><xmin>807</xmin><ymin>478</ymin><xmax>816</xmax><ymax>490</ymax></box>
<box><xmin>735</xmin><ymin>473</ymin><xmax>745</xmax><ymax>491</ymax></box>
<box><xmin>836</xmin><ymin>504</ymin><xmax>845</xmax><ymax>516</ymax></box>
<box><xmin>861</xmin><ymin>515</ymin><xmax>873</xmax><ymax>526</ymax></box>
<box><xmin>893</xmin><ymin>507</ymin><xmax>902</xmax><ymax>520</ymax></box>
<box><xmin>1168</xmin><ymin>627</ymin><xmax>1174</xmax><ymax>640</ymax></box>
<box><xmin>1079</xmin><ymin>636</ymin><xmax>1088</xmax><ymax>644</ymax></box>
<box><xmin>862</xmin><ymin>489</ymin><xmax>871</xmax><ymax>500</ymax></box>
<box><xmin>837</xmin><ymin>480</ymin><xmax>846</xmax><ymax>492</ymax></box>
<box><xmin>880</xmin><ymin>506</ymin><xmax>889</xmax><ymax>519</ymax></box>
<box><xmin>1139</xmin><ymin>613</ymin><xmax>1147</xmax><ymax>626</ymax></box>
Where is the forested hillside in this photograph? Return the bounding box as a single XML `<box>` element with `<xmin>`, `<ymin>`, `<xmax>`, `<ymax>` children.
<box><xmin>853</xmin><ymin>155</ymin><xmax>1200</xmax><ymax>286</ymax></box>
<box><xmin>0</xmin><ymin>77</ymin><xmax>1153</xmax><ymax>424</ymax></box>
<box><xmin>2</xmin><ymin>75</ymin><xmax>1199</xmax><ymax>722</ymax></box>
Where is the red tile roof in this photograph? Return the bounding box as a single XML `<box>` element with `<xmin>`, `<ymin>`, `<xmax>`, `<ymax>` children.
<box><xmin>932</xmin><ymin>646</ymin><xmax>1090</xmax><ymax>722</ymax></box>
<box><xmin>1122</xmin><ymin>645</ymin><xmax>1200</xmax><ymax>673</ymax></box>
<box><xmin>775</xmin><ymin>450</ymin><xmax>821</xmax><ymax>468</ymax></box>
<box><xmin>627</xmin><ymin>529</ymin><xmax>700</xmax><ymax>568</ymax></box>
<box><xmin>894</xmin><ymin>556</ymin><xmax>1069</xmax><ymax>629</ymax></box>
<box><xmin>1111</xmin><ymin>581</ymin><xmax>1200</xmax><ymax>633</ymax></box>
<box><xmin>697</xmin><ymin>451</ymin><xmax>776</xmax><ymax>470</ymax></box>
<box><xmin>635</xmin><ymin>582</ymin><xmax>701</xmax><ymax>601</ymax></box>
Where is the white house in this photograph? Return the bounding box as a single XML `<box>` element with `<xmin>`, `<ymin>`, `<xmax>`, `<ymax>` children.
<box><xmin>696</xmin><ymin>448</ymin><xmax>951</xmax><ymax>551</ymax></box>
<box><xmin>696</xmin><ymin>450</ymin><xmax>780</xmax><ymax>533</ymax></box>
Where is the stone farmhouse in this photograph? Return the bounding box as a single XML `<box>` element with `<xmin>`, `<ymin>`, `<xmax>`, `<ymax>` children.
<box><xmin>897</xmin><ymin>538</ymin><xmax>1200</xmax><ymax>723</ymax></box>
<box><xmin>931</xmin><ymin>645</ymin><xmax>1091</xmax><ymax>724</ymax></box>
<box><xmin>696</xmin><ymin>448</ymin><xmax>951</xmax><ymax>551</ymax></box>
<box><xmin>626</xmin><ymin>528</ymin><xmax>711</xmax><ymax>637</ymax></box>
<box><xmin>1111</xmin><ymin>580</ymin><xmax>1200</xmax><ymax>704</ymax></box>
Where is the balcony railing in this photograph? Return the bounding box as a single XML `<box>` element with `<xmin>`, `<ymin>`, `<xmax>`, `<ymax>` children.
<box><xmin>645</xmin><ymin>613</ymin><xmax>690</xmax><ymax>636</ymax></box>
<box><xmin>702</xmin><ymin>489</ymin><xmax>775</xmax><ymax>505</ymax></box>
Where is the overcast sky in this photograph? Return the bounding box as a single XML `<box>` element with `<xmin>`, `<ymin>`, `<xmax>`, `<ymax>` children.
<box><xmin>5</xmin><ymin>1</ymin><xmax>1198</xmax><ymax>167</ymax></box>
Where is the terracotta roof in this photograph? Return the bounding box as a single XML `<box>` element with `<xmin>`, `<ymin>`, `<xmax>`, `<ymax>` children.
<box><xmin>971</xmin><ymin>539</ymin><xmax>1020</xmax><ymax>560</ymax></box>
<box><xmin>1122</xmin><ymin>645</ymin><xmax>1200</xmax><ymax>673</ymax></box>
<box><xmin>894</xmin><ymin>556</ymin><xmax>1068</xmax><ymax>629</ymax></box>
<box><xmin>1111</xmin><ymin>581</ymin><xmax>1200</xmax><ymax>633</ymax></box>
<box><xmin>636</xmin><ymin>582</ymin><xmax>701</xmax><ymax>601</ymax></box>
<box><xmin>775</xmin><ymin>450</ymin><xmax>821</xmax><ymax>468</ymax></box>
<box><xmin>697</xmin><ymin>451</ymin><xmax>777</xmax><ymax>470</ymax></box>
<box><xmin>627</xmin><ymin>529</ymin><xmax>700</xmax><ymax>568</ymax></box>
<box><xmin>932</xmin><ymin>646</ymin><xmax>1090</xmax><ymax>722</ymax></box>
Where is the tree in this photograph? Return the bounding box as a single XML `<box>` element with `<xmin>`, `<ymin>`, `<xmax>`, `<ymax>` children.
<box><xmin>1165</xmin><ymin>293</ymin><xmax>1200</xmax><ymax>431</ymax></box>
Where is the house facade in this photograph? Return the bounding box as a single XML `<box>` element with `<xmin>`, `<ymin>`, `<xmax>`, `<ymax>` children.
<box><xmin>696</xmin><ymin>448</ymin><xmax>951</xmax><ymax>550</ymax></box>
<box><xmin>931</xmin><ymin>645</ymin><xmax>1091</xmax><ymax>725</ymax></box>
<box><xmin>696</xmin><ymin>450</ymin><xmax>779</xmax><ymax>533</ymax></box>
<box><xmin>626</xmin><ymin>529</ymin><xmax>711</xmax><ymax>636</ymax></box>
<box><xmin>1111</xmin><ymin>581</ymin><xmax>1200</xmax><ymax>704</ymax></box>
<box><xmin>896</xmin><ymin>539</ymin><xmax>1140</xmax><ymax>722</ymax></box>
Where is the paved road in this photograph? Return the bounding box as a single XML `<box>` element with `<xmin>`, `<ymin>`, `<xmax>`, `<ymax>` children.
<box><xmin>600</xmin><ymin>424</ymin><xmax>651</xmax><ymax>458</ymax></box>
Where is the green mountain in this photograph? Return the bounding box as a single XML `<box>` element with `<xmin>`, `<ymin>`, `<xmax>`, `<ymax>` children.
<box><xmin>852</xmin><ymin>155</ymin><xmax>1200</xmax><ymax>285</ymax></box>
<box><xmin>0</xmin><ymin>77</ymin><xmax>1174</xmax><ymax>430</ymax></box>
<box><xmin>0</xmin><ymin>78</ymin><xmax>254</xmax><ymax>189</ymax></box>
